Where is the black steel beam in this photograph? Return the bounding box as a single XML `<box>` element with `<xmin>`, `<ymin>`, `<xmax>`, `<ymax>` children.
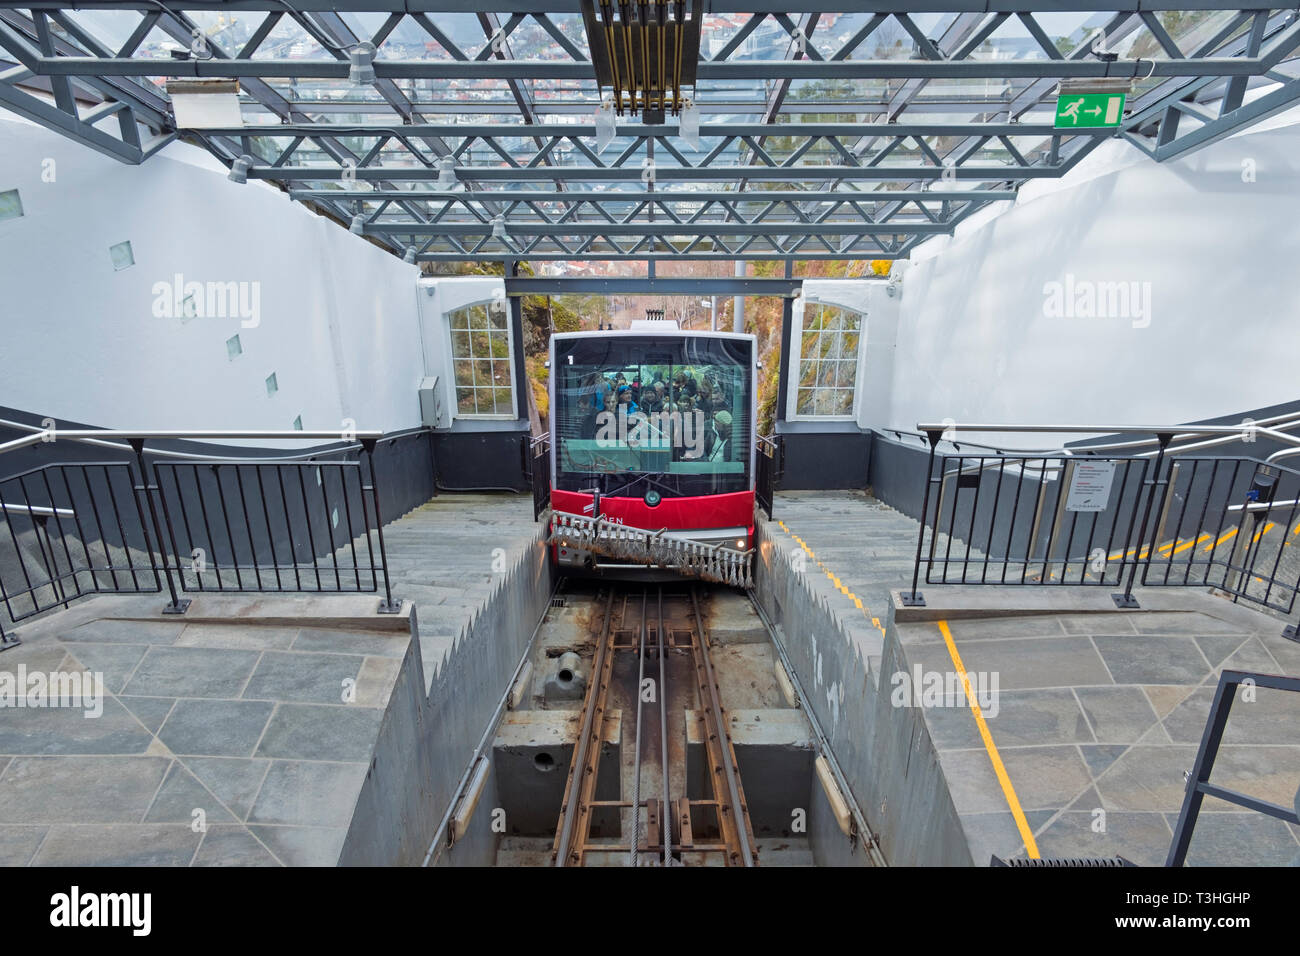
<box><xmin>420</xmin><ymin>250</ymin><xmax>904</xmax><ymax>261</ymax></box>
<box><xmin>3</xmin><ymin>2</ymin><xmax>1280</xmax><ymax>13</ymax></box>
<box><xmin>199</xmin><ymin>122</ymin><xmax>1081</xmax><ymax>138</ymax></box>
<box><xmin>32</xmin><ymin>56</ymin><xmax>1281</xmax><ymax>80</ymax></box>
<box><xmin>290</xmin><ymin>188</ymin><xmax>1020</xmax><ymax>203</ymax></box>
<box><xmin>252</xmin><ymin>164</ymin><xmax>1054</xmax><ymax>181</ymax></box>
<box><xmin>366</xmin><ymin>221</ymin><xmax>954</xmax><ymax>235</ymax></box>
<box><xmin>505</xmin><ymin>277</ymin><xmax>804</xmax><ymax>295</ymax></box>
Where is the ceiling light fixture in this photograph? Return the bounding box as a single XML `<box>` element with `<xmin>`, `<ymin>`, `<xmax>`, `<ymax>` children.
<box><xmin>436</xmin><ymin>156</ymin><xmax>458</xmax><ymax>190</ymax></box>
<box><xmin>349</xmin><ymin>42</ymin><xmax>376</xmax><ymax>86</ymax></box>
<box><xmin>227</xmin><ymin>154</ymin><xmax>254</xmax><ymax>184</ymax></box>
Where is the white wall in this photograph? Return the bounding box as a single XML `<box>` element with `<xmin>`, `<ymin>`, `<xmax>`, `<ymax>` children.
<box><xmin>878</xmin><ymin>111</ymin><xmax>1300</xmax><ymax>447</ymax></box>
<box><xmin>0</xmin><ymin>113</ymin><xmax>426</xmax><ymax>440</ymax></box>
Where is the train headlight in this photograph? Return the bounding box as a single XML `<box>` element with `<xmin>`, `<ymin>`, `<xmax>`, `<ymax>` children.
<box><xmin>736</xmin><ymin>538</ymin><xmax>746</xmax><ymax>549</ymax></box>
<box><xmin>644</xmin><ymin>491</ymin><xmax>661</xmax><ymax>507</ymax></box>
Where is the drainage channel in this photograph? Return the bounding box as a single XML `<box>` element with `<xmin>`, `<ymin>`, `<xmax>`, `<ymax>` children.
<box><xmin>439</xmin><ymin>582</ymin><xmax>877</xmax><ymax>868</ymax></box>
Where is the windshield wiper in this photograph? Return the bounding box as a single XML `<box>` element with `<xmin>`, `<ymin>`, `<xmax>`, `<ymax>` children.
<box><xmin>601</xmin><ymin>472</ymin><xmax>677</xmax><ymax>500</ymax></box>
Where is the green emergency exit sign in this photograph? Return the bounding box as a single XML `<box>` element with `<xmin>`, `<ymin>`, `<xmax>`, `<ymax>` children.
<box><xmin>1054</xmin><ymin>92</ymin><xmax>1126</xmax><ymax>129</ymax></box>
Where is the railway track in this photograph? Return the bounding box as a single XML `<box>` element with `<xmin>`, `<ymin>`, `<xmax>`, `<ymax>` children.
<box><xmin>551</xmin><ymin>585</ymin><xmax>759</xmax><ymax>867</ymax></box>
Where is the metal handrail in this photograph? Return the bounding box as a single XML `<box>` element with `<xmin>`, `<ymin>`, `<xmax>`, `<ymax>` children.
<box><xmin>0</xmin><ymin>427</ymin><xmax>384</xmax><ymax>458</ymax></box>
<box><xmin>890</xmin><ymin>412</ymin><xmax>1300</xmax><ymax>458</ymax></box>
<box><xmin>914</xmin><ymin>421</ymin><xmax>1300</xmax><ymax>463</ymax></box>
<box><xmin>0</xmin><ymin>418</ymin><xmax>430</xmax><ymax>466</ymax></box>
<box><xmin>916</xmin><ymin>421</ymin><xmax>1300</xmax><ymax>439</ymax></box>
<box><xmin>0</xmin><ymin>502</ymin><xmax>74</xmax><ymax>518</ymax></box>
<box><xmin>0</xmin><ymin>425</ymin><xmax>403</xmax><ymax>642</ymax></box>
<box><xmin>903</xmin><ymin>424</ymin><xmax>1300</xmax><ymax>625</ymax></box>
<box><xmin>935</xmin><ymin>420</ymin><xmax>1300</xmax><ymax>482</ymax></box>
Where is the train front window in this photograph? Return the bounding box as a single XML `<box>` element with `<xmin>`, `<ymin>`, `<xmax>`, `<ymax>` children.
<box><xmin>554</xmin><ymin>335</ymin><xmax>753</xmax><ymax>496</ymax></box>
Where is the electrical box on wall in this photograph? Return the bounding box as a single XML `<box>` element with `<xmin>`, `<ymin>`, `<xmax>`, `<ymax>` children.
<box><xmin>418</xmin><ymin>376</ymin><xmax>448</xmax><ymax>429</ymax></box>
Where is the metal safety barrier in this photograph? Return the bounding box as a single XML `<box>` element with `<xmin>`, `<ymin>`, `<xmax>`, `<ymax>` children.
<box><xmin>550</xmin><ymin>510</ymin><xmax>753</xmax><ymax>587</ymax></box>
<box><xmin>902</xmin><ymin>421</ymin><xmax>1300</xmax><ymax>637</ymax></box>
<box><xmin>756</xmin><ymin>434</ymin><xmax>783</xmax><ymax>520</ymax></box>
<box><xmin>527</xmin><ymin>434</ymin><xmax>551</xmax><ymax>521</ymax></box>
<box><xmin>1141</xmin><ymin>456</ymin><xmax>1300</xmax><ymax>621</ymax></box>
<box><xmin>0</xmin><ymin>426</ymin><xmax>400</xmax><ymax>646</ymax></box>
<box><xmin>0</xmin><ymin>462</ymin><xmax>161</xmax><ymax>647</ymax></box>
<box><xmin>154</xmin><ymin>459</ymin><xmax>391</xmax><ymax>598</ymax></box>
<box><xmin>906</xmin><ymin>452</ymin><xmax>1150</xmax><ymax>593</ymax></box>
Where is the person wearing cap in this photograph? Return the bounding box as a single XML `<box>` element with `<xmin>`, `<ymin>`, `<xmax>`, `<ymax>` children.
<box><xmin>616</xmin><ymin>384</ymin><xmax>640</xmax><ymax>417</ymax></box>
<box><xmin>708</xmin><ymin>410</ymin><xmax>733</xmax><ymax>461</ymax></box>
<box><xmin>640</xmin><ymin>381</ymin><xmax>665</xmax><ymax>415</ymax></box>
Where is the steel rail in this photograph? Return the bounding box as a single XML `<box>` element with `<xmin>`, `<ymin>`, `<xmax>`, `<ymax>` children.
<box><xmin>688</xmin><ymin>586</ymin><xmax>756</xmax><ymax>867</ymax></box>
<box><xmin>628</xmin><ymin>587</ymin><xmax>647</xmax><ymax>868</ymax></box>
<box><xmin>552</xmin><ymin>588</ymin><xmax>618</xmax><ymax>867</ymax></box>
<box><xmin>657</xmin><ymin>586</ymin><xmax>670</xmax><ymax>866</ymax></box>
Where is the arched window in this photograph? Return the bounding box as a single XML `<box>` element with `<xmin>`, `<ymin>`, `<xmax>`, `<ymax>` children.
<box><xmin>793</xmin><ymin>302</ymin><xmax>862</xmax><ymax>418</ymax></box>
<box><xmin>447</xmin><ymin>301</ymin><xmax>515</xmax><ymax>418</ymax></box>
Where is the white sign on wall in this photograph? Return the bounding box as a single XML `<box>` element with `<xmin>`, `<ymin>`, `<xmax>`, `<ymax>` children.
<box><xmin>1065</xmin><ymin>460</ymin><xmax>1116</xmax><ymax>512</ymax></box>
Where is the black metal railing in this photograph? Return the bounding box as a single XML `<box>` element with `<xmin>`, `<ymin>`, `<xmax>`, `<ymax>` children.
<box><xmin>1167</xmin><ymin>669</ymin><xmax>1300</xmax><ymax>866</ymax></box>
<box><xmin>756</xmin><ymin>434</ymin><xmax>783</xmax><ymax>520</ymax></box>
<box><xmin>1140</xmin><ymin>456</ymin><xmax>1300</xmax><ymax>618</ymax></box>
<box><xmin>0</xmin><ymin>462</ymin><xmax>161</xmax><ymax>642</ymax></box>
<box><xmin>906</xmin><ymin>452</ymin><xmax>1151</xmax><ymax>593</ymax></box>
<box><xmin>0</xmin><ymin>427</ymin><xmax>400</xmax><ymax>646</ymax></box>
<box><xmin>902</xmin><ymin>423</ymin><xmax>1300</xmax><ymax>634</ymax></box>
<box><xmin>154</xmin><ymin>459</ymin><xmax>387</xmax><ymax>596</ymax></box>
<box><xmin>528</xmin><ymin>434</ymin><xmax>551</xmax><ymax>521</ymax></box>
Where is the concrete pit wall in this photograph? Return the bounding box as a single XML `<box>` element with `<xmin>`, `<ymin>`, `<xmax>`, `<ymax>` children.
<box><xmin>753</xmin><ymin>527</ymin><xmax>972</xmax><ymax>866</ymax></box>
<box><xmin>339</xmin><ymin>528</ymin><xmax>552</xmax><ymax>865</ymax></box>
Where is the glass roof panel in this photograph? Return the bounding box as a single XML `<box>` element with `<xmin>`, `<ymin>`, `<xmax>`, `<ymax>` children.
<box><xmin>9</xmin><ymin>3</ymin><xmax>1290</xmax><ymax>264</ymax></box>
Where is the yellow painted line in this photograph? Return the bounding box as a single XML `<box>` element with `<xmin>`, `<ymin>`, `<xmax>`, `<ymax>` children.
<box><xmin>1204</xmin><ymin>528</ymin><xmax>1237</xmax><ymax>552</ymax></box>
<box><xmin>1111</xmin><ymin>534</ymin><xmax>1208</xmax><ymax>561</ymax></box>
<box><xmin>1252</xmin><ymin>521</ymin><xmax>1276</xmax><ymax>544</ymax></box>
<box><xmin>1166</xmin><ymin>533</ymin><xmax>1211</xmax><ymax>557</ymax></box>
<box><xmin>1108</xmin><ymin>544</ymin><xmax>1153</xmax><ymax>561</ymax></box>
<box><xmin>776</xmin><ymin>519</ymin><xmax>886</xmax><ymax>638</ymax></box>
<box><xmin>937</xmin><ymin>620</ymin><xmax>1040</xmax><ymax>859</ymax></box>
<box><xmin>1107</xmin><ymin>530</ymin><xmax>1223</xmax><ymax>562</ymax></box>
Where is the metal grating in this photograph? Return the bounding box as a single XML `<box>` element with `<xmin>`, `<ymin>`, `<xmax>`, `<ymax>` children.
<box><xmin>991</xmin><ymin>855</ymin><xmax>1136</xmax><ymax>867</ymax></box>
